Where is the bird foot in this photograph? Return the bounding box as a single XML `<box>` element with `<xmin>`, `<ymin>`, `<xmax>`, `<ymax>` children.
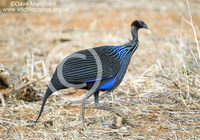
<box><xmin>75</xmin><ymin>121</ymin><xmax>86</xmax><ymax>130</ymax></box>
<box><xmin>95</xmin><ymin>102</ymin><xmax>127</xmax><ymax>118</ymax></box>
<box><xmin>114</xmin><ymin>109</ymin><xmax>127</xmax><ymax>119</ymax></box>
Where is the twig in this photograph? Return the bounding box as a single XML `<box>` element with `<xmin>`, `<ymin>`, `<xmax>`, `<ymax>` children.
<box><xmin>153</xmin><ymin>37</ymin><xmax>200</xmax><ymax>45</ymax></box>
<box><xmin>180</xmin><ymin>0</ymin><xmax>200</xmax><ymax>67</ymax></box>
<box><xmin>24</xmin><ymin>29</ymin><xmax>34</xmax><ymax>79</ymax></box>
<box><xmin>97</xmin><ymin>18</ymin><xmax>111</xmax><ymax>45</ymax></box>
<box><xmin>78</xmin><ymin>130</ymin><xmax>90</xmax><ymax>139</ymax></box>
<box><xmin>7</xmin><ymin>76</ymin><xmax>46</xmax><ymax>95</ymax></box>
<box><xmin>145</xmin><ymin>74</ymin><xmax>180</xmax><ymax>89</ymax></box>
<box><xmin>160</xmin><ymin>10</ymin><xmax>179</xmax><ymax>42</ymax></box>
<box><xmin>186</xmin><ymin>0</ymin><xmax>200</xmax><ymax>60</ymax></box>
<box><xmin>0</xmin><ymin>93</ymin><xmax>6</xmax><ymax>107</ymax></box>
<box><xmin>155</xmin><ymin>74</ymin><xmax>180</xmax><ymax>89</ymax></box>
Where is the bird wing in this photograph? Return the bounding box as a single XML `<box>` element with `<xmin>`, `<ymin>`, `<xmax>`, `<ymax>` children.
<box><xmin>59</xmin><ymin>46</ymin><xmax>121</xmax><ymax>83</ymax></box>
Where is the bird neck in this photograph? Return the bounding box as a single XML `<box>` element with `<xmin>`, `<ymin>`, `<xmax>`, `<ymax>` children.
<box><xmin>131</xmin><ymin>26</ymin><xmax>139</xmax><ymax>41</ymax></box>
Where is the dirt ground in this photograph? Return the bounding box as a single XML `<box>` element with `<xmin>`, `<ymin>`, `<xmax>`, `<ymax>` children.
<box><xmin>0</xmin><ymin>0</ymin><xmax>200</xmax><ymax>139</ymax></box>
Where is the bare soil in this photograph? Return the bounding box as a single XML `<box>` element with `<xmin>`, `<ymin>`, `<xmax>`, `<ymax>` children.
<box><xmin>0</xmin><ymin>0</ymin><xmax>200</xmax><ymax>139</ymax></box>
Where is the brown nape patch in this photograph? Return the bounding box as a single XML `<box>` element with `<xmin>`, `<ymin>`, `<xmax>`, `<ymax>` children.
<box><xmin>131</xmin><ymin>20</ymin><xmax>141</xmax><ymax>28</ymax></box>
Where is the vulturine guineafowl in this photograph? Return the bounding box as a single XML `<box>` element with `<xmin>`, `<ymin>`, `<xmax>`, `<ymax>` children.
<box><xmin>35</xmin><ymin>20</ymin><xmax>148</xmax><ymax>127</ymax></box>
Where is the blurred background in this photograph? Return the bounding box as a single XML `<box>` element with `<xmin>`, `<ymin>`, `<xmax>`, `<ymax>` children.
<box><xmin>0</xmin><ymin>0</ymin><xmax>200</xmax><ymax>139</ymax></box>
<box><xmin>1</xmin><ymin>0</ymin><xmax>199</xmax><ymax>77</ymax></box>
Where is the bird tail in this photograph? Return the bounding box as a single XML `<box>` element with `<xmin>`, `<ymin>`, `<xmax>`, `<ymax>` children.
<box><xmin>35</xmin><ymin>87</ymin><xmax>53</xmax><ymax>123</ymax></box>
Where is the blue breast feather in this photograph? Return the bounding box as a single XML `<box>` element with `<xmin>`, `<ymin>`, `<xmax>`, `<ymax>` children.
<box><xmin>99</xmin><ymin>78</ymin><xmax>117</xmax><ymax>90</ymax></box>
<box><xmin>110</xmin><ymin>46</ymin><xmax>129</xmax><ymax>60</ymax></box>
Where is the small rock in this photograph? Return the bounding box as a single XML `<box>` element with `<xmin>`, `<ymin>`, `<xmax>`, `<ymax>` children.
<box><xmin>120</xmin><ymin>126</ymin><xmax>127</xmax><ymax>131</ymax></box>
<box><xmin>0</xmin><ymin>71</ymin><xmax>10</xmax><ymax>87</ymax></box>
<box><xmin>102</xmin><ymin>121</ymin><xmax>117</xmax><ymax>129</ymax></box>
<box><xmin>116</xmin><ymin>116</ymin><xmax>123</xmax><ymax>127</ymax></box>
<box><xmin>14</xmin><ymin>106</ymin><xmax>21</xmax><ymax>112</ymax></box>
<box><xmin>44</xmin><ymin>120</ymin><xmax>53</xmax><ymax>127</ymax></box>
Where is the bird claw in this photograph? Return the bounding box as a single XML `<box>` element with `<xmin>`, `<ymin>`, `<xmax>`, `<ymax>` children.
<box><xmin>75</xmin><ymin>121</ymin><xmax>86</xmax><ymax>130</ymax></box>
<box><xmin>109</xmin><ymin>107</ymin><xmax>127</xmax><ymax>119</ymax></box>
<box><xmin>117</xmin><ymin>110</ymin><xmax>128</xmax><ymax>118</ymax></box>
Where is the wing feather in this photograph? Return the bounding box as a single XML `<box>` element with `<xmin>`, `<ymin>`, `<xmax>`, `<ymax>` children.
<box><xmin>58</xmin><ymin>46</ymin><xmax>121</xmax><ymax>83</ymax></box>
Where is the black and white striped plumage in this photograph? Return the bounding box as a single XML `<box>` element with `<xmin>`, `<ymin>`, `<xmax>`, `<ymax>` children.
<box><xmin>35</xmin><ymin>20</ymin><xmax>148</xmax><ymax>125</ymax></box>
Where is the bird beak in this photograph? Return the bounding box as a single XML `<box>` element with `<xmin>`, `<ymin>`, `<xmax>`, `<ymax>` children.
<box><xmin>144</xmin><ymin>25</ymin><xmax>148</xmax><ymax>29</ymax></box>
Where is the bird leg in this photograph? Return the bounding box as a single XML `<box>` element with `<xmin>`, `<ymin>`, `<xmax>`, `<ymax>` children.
<box><xmin>77</xmin><ymin>90</ymin><xmax>126</xmax><ymax>129</ymax></box>
<box><xmin>94</xmin><ymin>92</ymin><xmax>126</xmax><ymax>118</ymax></box>
<box><xmin>81</xmin><ymin>99</ymin><xmax>86</xmax><ymax>123</ymax></box>
<box><xmin>74</xmin><ymin>100</ymin><xmax>86</xmax><ymax>129</ymax></box>
<box><xmin>77</xmin><ymin>90</ymin><xmax>98</xmax><ymax>129</ymax></box>
<box><xmin>75</xmin><ymin>97</ymin><xmax>89</xmax><ymax>129</ymax></box>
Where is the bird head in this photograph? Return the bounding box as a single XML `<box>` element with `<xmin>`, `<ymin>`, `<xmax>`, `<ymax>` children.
<box><xmin>131</xmin><ymin>20</ymin><xmax>148</xmax><ymax>29</ymax></box>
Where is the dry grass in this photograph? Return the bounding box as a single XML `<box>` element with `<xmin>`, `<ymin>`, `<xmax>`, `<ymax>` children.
<box><xmin>0</xmin><ymin>0</ymin><xmax>200</xmax><ymax>139</ymax></box>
